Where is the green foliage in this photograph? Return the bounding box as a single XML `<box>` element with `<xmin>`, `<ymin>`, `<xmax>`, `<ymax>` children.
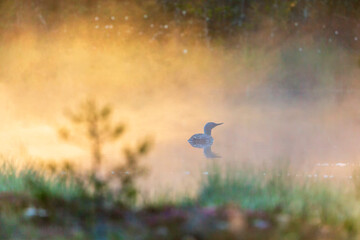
<box><xmin>1</xmin><ymin>158</ymin><xmax>360</xmax><ymax>238</ymax></box>
<box><xmin>0</xmin><ymin>159</ymin><xmax>85</xmax><ymax>215</ymax></box>
<box><xmin>198</xmin><ymin>164</ymin><xmax>360</xmax><ymax>227</ymax></box>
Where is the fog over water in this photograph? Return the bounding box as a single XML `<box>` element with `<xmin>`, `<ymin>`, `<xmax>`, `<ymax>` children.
<box><xmin>1</xmin><ymin>18</ymin><xmax>360</xmax><ymax>194</ymax></box>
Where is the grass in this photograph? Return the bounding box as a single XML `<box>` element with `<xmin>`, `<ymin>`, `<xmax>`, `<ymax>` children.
<box><xmin>198</xmin><ymin>165</ymin><xmax>360</xmax><ymax>224</ymax></box>
<box><xmin>0</xmin><ymin>159</ymin><xmax>82</xmax><ymax>200</ymax></box>
<box><xmin>195</xmin><ymin>164</ymin><xmax>360</xmax><ymax>239</ymax></box>
<box><xmin>0</xmin><ymin>158</ymin><xmax>360</xmax><ymax>239</ymax></box>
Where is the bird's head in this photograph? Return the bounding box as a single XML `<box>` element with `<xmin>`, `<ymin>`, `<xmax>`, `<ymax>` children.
<box><xmin>204</xmin><ymin>122</ymin><xmax>223</xmax><ymax>135</ymax></box>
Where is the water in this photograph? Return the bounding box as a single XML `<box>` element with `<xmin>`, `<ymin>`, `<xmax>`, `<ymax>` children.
<box><xmin>2</xmin><ymin>95</ymin><xmax>360</xmax><ymax>196</ymax></box>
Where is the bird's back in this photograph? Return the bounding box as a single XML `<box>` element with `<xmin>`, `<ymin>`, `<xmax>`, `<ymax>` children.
<box><xmin>188</xmin><ymin>133</ymin><xmax>214</xmax><ymax>148</ymax></box>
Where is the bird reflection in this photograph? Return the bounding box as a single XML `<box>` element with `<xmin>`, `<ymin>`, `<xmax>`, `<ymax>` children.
<box><xmin>188</xmin><ymin>122</ymin><xmax>223</xmax><ymax>158</ymax></box>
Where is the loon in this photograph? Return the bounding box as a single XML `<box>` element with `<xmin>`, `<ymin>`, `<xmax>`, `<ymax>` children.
<box><xmin>188</xmin><ymin>122</ymin><xmax>223</xmax><ymax>158</ymax></box>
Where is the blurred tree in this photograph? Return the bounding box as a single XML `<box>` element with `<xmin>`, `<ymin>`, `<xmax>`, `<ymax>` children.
<box><xmin>59</xmin><ymin>99</ymin><xmax>152</xmax><ymax>206</ymax></box>
<box><xmin>60</xmin><ymin>99</ymin><xmax>125</xmax><ymax>173</ymax></box>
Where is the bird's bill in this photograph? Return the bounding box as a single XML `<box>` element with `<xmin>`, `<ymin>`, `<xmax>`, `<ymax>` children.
<box><xmin>215</xmin><ymin>123</ymin><xmax>223</xmax><ymax>126</ymax></box>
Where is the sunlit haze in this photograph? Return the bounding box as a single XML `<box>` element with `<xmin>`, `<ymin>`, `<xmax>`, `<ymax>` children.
<box><xmin>1</xmin><ymin>1</ymin><xmax>360</xmax><ymax>195</ymax></box>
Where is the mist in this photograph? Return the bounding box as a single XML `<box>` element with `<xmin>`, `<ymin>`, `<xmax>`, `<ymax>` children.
<box><xmin>1</xmin><ymin>1</ymin><xmax>360</xmax><ymax>194</ymax></box>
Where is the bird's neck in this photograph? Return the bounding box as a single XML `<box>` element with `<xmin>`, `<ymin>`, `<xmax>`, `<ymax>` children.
<box><xmin>204</xmin><ymin>128</ymin><xmax>212</xmax><ymax>136</ymax></box>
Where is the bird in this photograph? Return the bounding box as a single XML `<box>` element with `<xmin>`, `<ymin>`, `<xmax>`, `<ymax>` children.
<box><xmin>188</xmin><ymin>122</ymin><xmax>223</xmax><ymax>158</ymax></box>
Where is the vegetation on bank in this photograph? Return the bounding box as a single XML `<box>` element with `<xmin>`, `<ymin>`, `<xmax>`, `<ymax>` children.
<box><xmin>0</xmin><ymin>159</ymin><xmax>360</xmax><ymax>239</ymax></box>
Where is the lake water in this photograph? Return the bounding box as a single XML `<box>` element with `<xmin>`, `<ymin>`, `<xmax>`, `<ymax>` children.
<box><xmin>1</xmin><ymin>92</ymin><xmax>360</xmax><ymax>197</ymax></box>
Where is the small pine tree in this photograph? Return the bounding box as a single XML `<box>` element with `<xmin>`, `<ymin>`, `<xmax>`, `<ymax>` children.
<box><xmin>59</xmin><ymin>98</ymin><xmax>151</xmax><ymax>205</ymax></box>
